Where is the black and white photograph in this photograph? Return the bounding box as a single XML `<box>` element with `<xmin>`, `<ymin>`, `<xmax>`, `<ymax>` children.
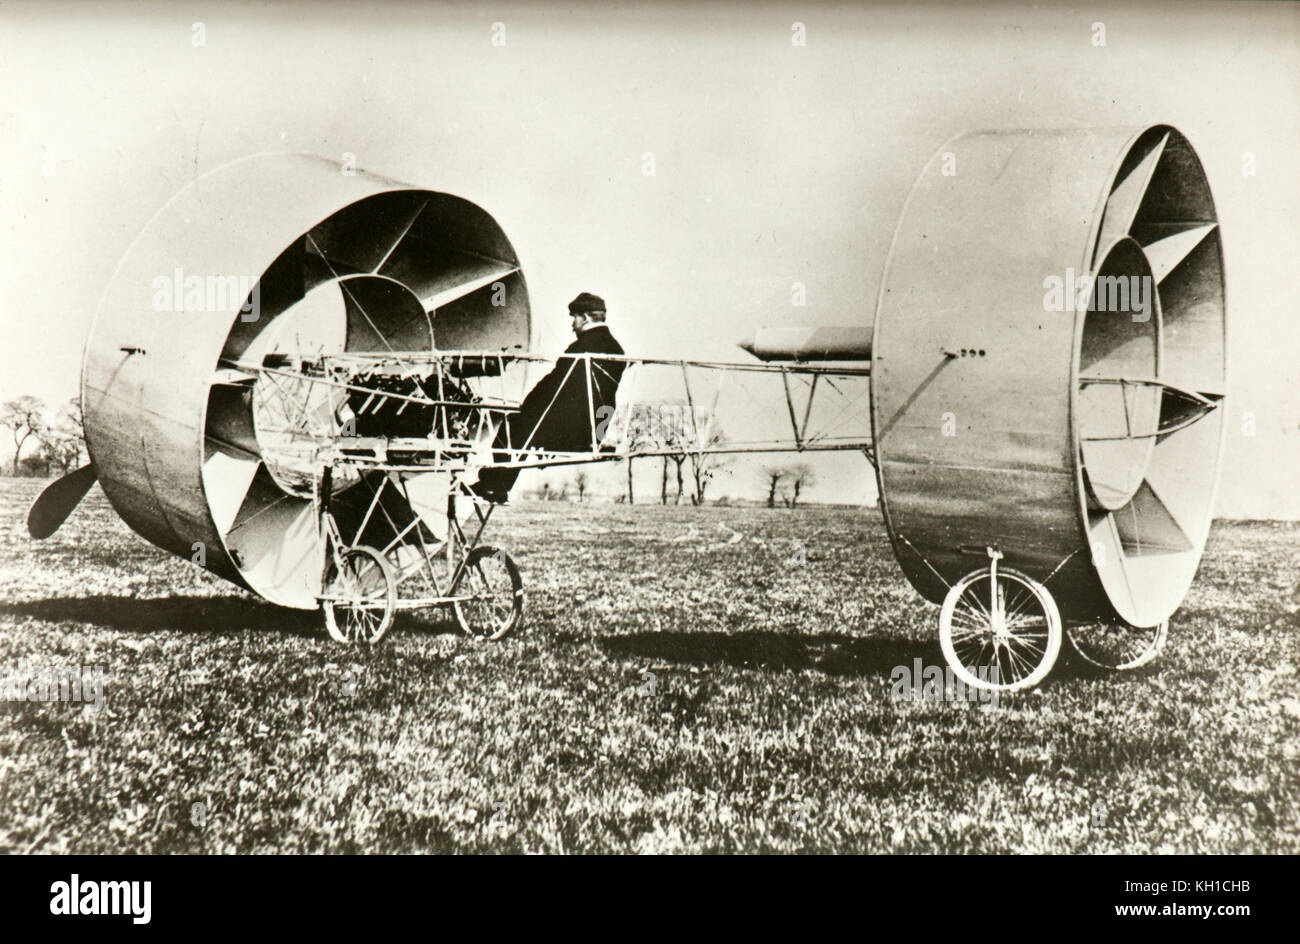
<box><xmin>0</xmin><ymin>0</ymin><xmax>1296</xmax><ymax>878</ymax></box>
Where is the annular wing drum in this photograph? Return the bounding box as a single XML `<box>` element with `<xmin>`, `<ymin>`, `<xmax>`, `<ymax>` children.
<box><xmin>83</xmin><ymin>154</ymin><xmax>530</xmax><ymax>608</ymax></box>
<box><xmin>872</xmin><ymin>126</ymin><xmax>1226</xmax><ymax>627</ymax></box>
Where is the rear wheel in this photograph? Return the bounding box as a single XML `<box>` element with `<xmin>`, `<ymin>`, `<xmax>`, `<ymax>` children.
<box><xmin>322</xmin><ymin>545</ymin><xmax>396</xmax><ymax>645</ymax></box>
<box><xmin>452</xmin><ymin>545</ymin><xmax>523</xmax><ymax>640</ymax></box>
<box><xmin>939</xmin><ymin>566</ymin><xmax>1062</xmax><ymax>692</ymax></box>
<box><xmin>1066</xmin><ymin>619</ymin><xmax>1167</xmax><ymax>670</ymax></box>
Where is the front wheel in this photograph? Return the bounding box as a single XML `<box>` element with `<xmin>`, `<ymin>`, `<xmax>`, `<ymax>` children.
<box><xmin>939</xmin><ymin>566</ymin><xmax>1062</xmax><ymax>692</ymax></box>
<box><xmin>322</xmin><ymin>545</ymin><xmax>396</xmax><ymax>645</ymax></box>
<box><xmin>452</xmin><ymin>546</ymin><xmax>523</xmax><ymax>640</ymax></box>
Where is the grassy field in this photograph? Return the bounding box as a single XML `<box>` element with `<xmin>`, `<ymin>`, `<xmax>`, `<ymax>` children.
<box><xmin>0</xmin><ymin>477</ymin><xmax>1296</xmax><ymax>853</ymax></box>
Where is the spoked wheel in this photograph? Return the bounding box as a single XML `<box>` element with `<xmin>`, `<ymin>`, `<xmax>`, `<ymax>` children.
<box><xmin>1066</xmin><ymin>619</ymin><xmax>1168</xmax><ymax>671</ymax></box>
<box><xmin>939</xmin><ymin>563</ymin><xmax>1062</xmax><ymax>692</ymax></box>
<box><xmin>322</xmin><ymin>545</ymin><xmax>396</xmax><ymax>645</ymax></box>
<box><xmin>452</xmin><ymin>545</ymin><xmax>523</xmax><ymax>640</ymax></box>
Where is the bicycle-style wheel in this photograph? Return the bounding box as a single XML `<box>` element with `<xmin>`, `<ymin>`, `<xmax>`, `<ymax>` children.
<box><xmin>939</xmin><ymin>566</ymin><xmax>1062</xmax><ymax>692</ymax></box>
<box><xmin>1066</xmin><ymin>619</ymin><xmax>1168</xmax><ymax>670</ymax></box>
<box><xmin>322</xmin><ymin>545</ymin><xmax>396</xmax><ymax>645</ymax></box>
<box><xmin>452</xmin><ymin>545</ymin><xmax>523</xmax><ymax>640</ymax></box>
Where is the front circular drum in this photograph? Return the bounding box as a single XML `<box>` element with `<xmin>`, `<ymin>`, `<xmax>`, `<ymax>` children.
<box><xmin>81</xmin><ymin>155</ymin><xmax>531</xmax><ymax>609</ymax></box>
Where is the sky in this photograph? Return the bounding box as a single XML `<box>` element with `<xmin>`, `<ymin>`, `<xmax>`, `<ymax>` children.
<box><xmin>1</xmin><ymin>0</ymin><xmax>1297</xmax><ymax>515</ymax></box>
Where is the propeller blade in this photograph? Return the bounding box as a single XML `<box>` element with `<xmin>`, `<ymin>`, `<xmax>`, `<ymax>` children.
<box><xmin>421</xmin><ymin>265</ymin><xmax>521</xmax><ymax>312</ymax></box>
<box><xmin>27</xmin><ymin>464</ymin><xmax>98</xmax><ymax>539</ymax></box>
<box><xmin>1142</xmin><ymin>223</ymin><xmax>1217</xmax><ymax>283</ymax></box>
<box><xmin>1094</xmin><ymin>132</ymin><xmax>1169</xmax><ymax>263</ymax></box>
<box><xmin>203</xmin><ymin>449</ymin><xmax>264</xmax><ymax>536</ymax></box>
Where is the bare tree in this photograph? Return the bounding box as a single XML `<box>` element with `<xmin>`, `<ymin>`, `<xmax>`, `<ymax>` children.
<box><xmin>783</xmin><ymin>463</ymin><xmax>815</xmax><ymax>508</ymax></box>
<box><xmin>2</xmin><ymin>396</ymin><xmax>46</xmax><ymax>474</ymax></box>
<box><xmin>38</xmin><ymin>425</ymin><xmax>80</xmax><ymax>475</ymax></box>
<box><xmin>684</xmin><ymin>410</ymin><xmax>726</xmax><ymax>506</ymax></box>
<box><xmin>63</xmin><ymin>396</ymin><xmax>85</xmax><ymax>441</ymax></box>
<box><xmin>643</xmin><ymin>400</ymin><xmax>698</xmax><ymax>505</ymax></box>
<box><xmin>608</xmin><ymin>402</ymin><xmax>725</xmax><ymax>505</ymax></box>
<box><xmin>761</xmin><ymin>466</ymin><xmax>786</xmax><ymax>508</ymax></box>
<box><xmin>616</xmin><ymin>404</ymin><xmax>655</xmax><ymax>504</ymax></box>
<box><xmin>37</xmin><ymin>397</ymin><xmax>85</xmax><ymax>475</ymax></box>
<box><xmin>574</xmin><ymin>469</ymin><xmax>588</xmax><ymax>502</ymax></box>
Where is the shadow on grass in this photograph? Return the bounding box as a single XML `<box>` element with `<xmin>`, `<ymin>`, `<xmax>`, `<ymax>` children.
<box><xmin>1046</xmin><ymin>650</ymin><xmax>1167</xmax><ymax>686</ymax></box>
<box><xmin>599</xmin><ymin>629</ymin><xmax>936</xmax><ymax>679</ymax></box>
<box><xmin>0</xmin><ymin>595</ymin><xmax>320</xmax><ymax>639</ymax></box>
<box><xmin>0</xmin><ymin>595</ymin><xmax>464</xmax><ymax>641</ymax></box>
<box><xmin>391</xmin><ymin>610</ymin><xmax>461</xmax><ymax>638</ymax></box>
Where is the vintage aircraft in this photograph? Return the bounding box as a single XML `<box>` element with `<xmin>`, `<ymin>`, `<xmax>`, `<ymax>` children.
<box><xmin>28</xmin><ymin>125</ymin><xmax>1225</xmax><ymax>692</ymax></box>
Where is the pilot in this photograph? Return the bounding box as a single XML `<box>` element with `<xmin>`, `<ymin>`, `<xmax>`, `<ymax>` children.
<box><xmin>472</xmin><ymin>292</ymin><xmax>625</xmax><ymax>502</ymax></box>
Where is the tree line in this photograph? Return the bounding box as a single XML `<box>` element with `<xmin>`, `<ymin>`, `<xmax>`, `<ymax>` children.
<box><xmin>604</xmin><ymin>402</ymin><xmax>815</xmax><ymax>508</ymax></box>
<box><xmin>613</xmin><ymin>400</ymin><xmax>727</xmax><ymax>506</ymax></box>
<box><xmin>3</xmin><ymin>394</ymin><xmax>819</xmax><ymax>509</ymax></box>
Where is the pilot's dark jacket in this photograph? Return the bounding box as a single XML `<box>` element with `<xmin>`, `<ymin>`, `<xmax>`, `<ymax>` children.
<box><xmin>511</xmin><ymin>323</ymin><xmax>625</xmax><ymax>452</ymax></box>
<box><xmin>476</xmin><ymin>323</ymin><xmax>625</xmax><ymax>497</ymax></box>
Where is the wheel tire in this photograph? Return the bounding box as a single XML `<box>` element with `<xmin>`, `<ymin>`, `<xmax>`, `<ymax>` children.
<box><xmin>1066</xmin><ymin>619</ymin><xmax>1168</xmax><ymax>671</ymax></box>
<box><xmin>322</xmin><ymin>545</ymin><xmax>396</xmax><ymax>645</ymax></box>
<box><xmin>452</xmin><ymin>546</ymin><xmax>523</xmax><ymax>641</ymax></box>
<box><xmin>939</xmin><ymin>566</ymin><xmax>1062</xmax><ymax>693</ymax></box>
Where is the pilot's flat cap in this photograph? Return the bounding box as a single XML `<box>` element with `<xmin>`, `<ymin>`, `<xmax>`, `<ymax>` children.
<box><xmin>568</xmin><ymin>292</ymin><xmax>606</xmax><ymax>314</ymax></box>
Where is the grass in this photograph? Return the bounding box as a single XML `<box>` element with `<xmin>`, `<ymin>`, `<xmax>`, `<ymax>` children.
<box><xmin>0</xmin><ymin>477</ymin><xmax>1296</xmax><ymax>853</ymax></box>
